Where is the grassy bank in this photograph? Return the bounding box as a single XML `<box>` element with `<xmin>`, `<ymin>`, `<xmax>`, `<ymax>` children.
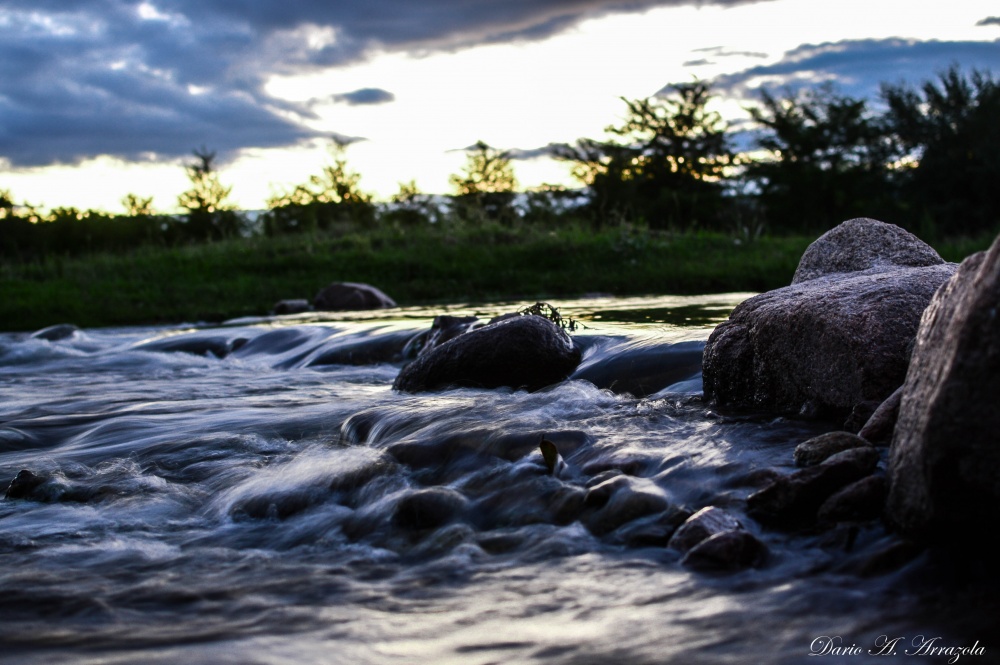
<box><xmin>1</xmin><ymin>223</ymin><xmax>992</xmax><ymax>332</ymax></box>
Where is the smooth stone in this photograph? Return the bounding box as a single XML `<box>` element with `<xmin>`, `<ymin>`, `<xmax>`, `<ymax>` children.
<box><xmin>794</xmin><ymin>432</ymin><xmax>873</xmax><ymax>467</ymax></box>
<box><xmin>313</xmin><ymin>282</ymin><xmax>397</xmax><ymax>311</ymax></box>
<box><xmin>818</xmin><ymin>475</ymin><xmax>888</xmax><ymax>523</ymax></box>
<box><xmin>569</xmin><ymin>339</ymin><xmax>705</xmax><ymax>398</ymax></box>
<box><xmin>887</xmin><ymin>235</ymin><xmax>1000</xmax><ymax>544</ymax></box>
<box><xmin>668</xmin><ymin>506</ymin><xmax>743</xmax><ymax>553</ymax></box>
<box><xmin>272</xmin><ymin>299</ymin><xmax>311</xmax><ymax>315</ymax></box>
<box><xmin>747</xmin><ymin>456</ymin><xmax>874</xmax><ymax>528</ymax></box>
<box><xmin>403</xmin><ymin>315</ymin><xmax>481</xmax><ymax>359</ymax></box>
<box><xmin>582</xmin><ymin>475</ymin><xmax>670</xmax><ymax>536</ymax></box>
<box><xmin>30</xmin><ymin>324</ymin><xmax>79</xmax><ymax>341</ymax></box>
<box><xmin>681</xmin><ymin>530</ymin><xmax>768</xmax><ymax>571</ymax></box>
<box><xmin>858</xmin><ymin>386</ymin><xmax>903</xmax><ymax>446</ymax></box>
<box><xmin>392</xmin><ymin>488</ymin><xmax>467</xmax><ymax>531</ymax></box>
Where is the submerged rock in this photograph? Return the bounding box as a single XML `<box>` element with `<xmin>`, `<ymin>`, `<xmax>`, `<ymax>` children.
<box><xmin>393</xmin><ymin>315</ymin><xmax>581</xmax><ymax>393</ymax></box>
<box><xmin>818</xmin><ymin>475</ymin><xmax>887</xmax><ymax>524</ymax></box>
<box><xmin>4</xmin><ymin>469</ymin><xmax>47</xmax><ymax>500</ymax></box>
<box><xmin>581</xmin><ymin>475</ymin><xmax>670</xmax><ymax>536</ymax></box>
<box><xmin>569</xmin><ymin>339</ymin><xmax>705</xmax><ymax>397</ymax></box>
<box><xmin>313</xmin><ymin>282</ymin><xmax>397</xmax><ymax>311</ymax></box>
<box><xmin>703</xmin><ymin>218</ymin><xmax>955</xmax><ymax>416</ymax></box>
<box><xmin>887</xmin><ymin>236</ymin><xmax>1000</xmax><ymax>544</ymax></box>
<box><xmin>31</xmin><ymin>324</ymin><xmax>79</xmax><ymax>341</ymax></box>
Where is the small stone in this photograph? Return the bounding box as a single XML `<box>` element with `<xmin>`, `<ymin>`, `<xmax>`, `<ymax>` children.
<box><xmin>748</xmin><ymin>457</ymin><xmax>874</xmax><ymax>528</ymax></box>
<box><xmin>681</xmin><ymin>530</ymin><xmax>768</xmax><ymax>571</ymax></box>
<box><xmin>818</xmin><ymin>475</ymin><xmax>888</xmax><ymax>523</ymax></box>
<box><xmin>313</xmin><ymin>282</ymin><xmax>396</xmax><ymax>311</ymax></box>
<box><xmin>392</xmin><ymin>488</ymin><xmax>467</xmax><ymax>530</ymax></box>
<box><xmin>859</xmin><ymin>387</ymin><xmax>903</xmax><ymax>446</ymax></box>
<box><xmin>668</xmin><ymin>506</ymin><xmax>743</xmax><ymax>553</ymax></box>
<box><xmin>794</xmin><ymin>432</ymin><xmax>872</xmax><ymax>467</ymax></box>
<box><xmin>4</xmin><ymin>470</ymin><xmax>47</xmax><ymax>500</ymax></box>
<box><xmin>272</xmin><ymin>299</ymin><xmax>311</xmax><ymax>315</ymax></box>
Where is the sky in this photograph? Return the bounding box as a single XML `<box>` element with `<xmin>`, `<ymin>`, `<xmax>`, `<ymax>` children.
<box><xmin>1</xmin><ymin>0</ymin><xmax>998</xmax><ymax>214</ymax></box>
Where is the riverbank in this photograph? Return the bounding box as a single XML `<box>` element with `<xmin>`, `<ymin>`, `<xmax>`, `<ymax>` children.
<box><xmin>1</xmin><ymin>223</ymin><xmax>992</xmax><ymax>332</ymax></box>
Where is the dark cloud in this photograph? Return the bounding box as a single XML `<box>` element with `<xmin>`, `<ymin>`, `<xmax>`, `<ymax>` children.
<box><xmin>331</xmin><ymin>88</ymin><xmax>396</xmax><ymax>106</ymax></box>
<box><xmin>704</xmin><ymin>38</ymin><xmax>1000</xmax><ymax>101</ymax></box>
<box><xmin>682</xmin><ymin>58</ymin><xmax>713</xmax><ymax>67</ymax></box>
<box><xmin>506</xmin><ymin>144</ymin><xmax>566</xmax><ymax>161</ymax></box>
<box><xmin>692</xmin><ymin>46</ymin><xmax>768</xmax><ymax>58</ymax></box>
<box><xmin>0</xmin><ymin>0</ymin><xmax>768</xmax><ymax>166</ymax></box>
<box><xmin>977</xmin><ymin>17</ymin><xmax>1000</xmax><ymax>26</ymax></box>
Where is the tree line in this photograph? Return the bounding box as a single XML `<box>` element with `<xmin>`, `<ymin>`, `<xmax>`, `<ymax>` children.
<box><xmin>2</xmin><ymin>65</ymin><xmax>997</xmax><ymax>260</ymax></box>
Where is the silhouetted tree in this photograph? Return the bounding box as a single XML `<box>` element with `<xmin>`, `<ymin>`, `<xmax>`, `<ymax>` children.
<box><xmin>561</xmin><ymin>81</ymin><xmax>736</xmax><ymax>229</ymax></box>
<box><xmin>882</xmin><ymin>66</ymin><xmax>1000</xmax><ymax>236</ymax></box>
<box><xmin>177</xmin><ymin>148</ymin><xmax>244</xmax><ymax>241</ymax></box>
<box><xmin>746</xmin><ymin>84</ymin><xmax>901</xmax><ymax>233</ymax></box>
<box><xmin>263</xmin><ymin>140</ymin><xmax>375</xmax><ymax>235</ymax></box>
<box><xmin>122</xmin><ymin>193</ymin><xmax>155</xmax><ymax>217</ymax></box>
<box><xmin>381</xmin><ymin>180</ymin><xmax>443</xmax><ymax>226</ymax></box>
<box><xmin>449</xmin><ymin>140</ymin><xmax>518</xmax><ymax>224</ymax></box>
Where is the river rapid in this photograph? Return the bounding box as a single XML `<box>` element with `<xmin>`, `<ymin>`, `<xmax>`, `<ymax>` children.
<box><xmin>0</xmin><ymin>295</ymin><xmax>995</xmax><ymax>664</ymax></box>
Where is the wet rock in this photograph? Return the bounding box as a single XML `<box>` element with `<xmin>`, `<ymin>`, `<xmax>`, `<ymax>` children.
<box><xmin>887</xmin><ymin>237</ymin><xmax>1000</xmax><ymax>544</ymax></box>
<box><xmin>403</xmin><ymin>315</ymin><xmax>481</xmax><ymax>359</ymax></box>
<box><xmin>703</xmin><ymin>218</ymin><xmax>955</xmax><ymax>416</ymax></box>
<box><xmin>614</xmin><ymin>508</ymin><xmax>690</xmax><ymax>548</ymax></box>
<box><xmin>31</xmin><ymin>324</ymin><xmax>79</xmax><ymax>341</ymax></box>
<box><xmin>747</xmin><ymin>455</ymin><xmax>875</xmax><ymax>528</ymax></box>
<box><xmin>858</xmin><ymin>386</ymin><xmax>903</xmax><ymax>446</ymax></box>
<box><xmin>668</xmin><ymin>506</ymin><xmax>744</xmax><ymax>553</ymax></box>
<box><xmin>272</xmin><ymin>299</ymin><xmax>311</xmax><ymax>315</ymax></box>
<box><xmin>843</xmin><ymin>400</ymin><xmax>882</xmax><ymax>433</ymax></box>
<box><xmin>307</xmin><ymin>330</ymin><xmax>415</xmax><ymax>366</ymax></box>
<box><xmin>794</xmin><ymin>432</ymin><xmax>872</xmax><ymax>467</ymax></box>
<box><xmin>581</xmin><ymin>475</ymin><xmax>669</xmax><ymax>536</ymax></box>
<box><xmin>135</xmin><ymin>334</ymin><xmax>238</xmax><ymax>358</ymax></box>
<box><xmin>818</xmin><ymin>475</ymin><xmax>887</xmax><ymax>523</ymax></box>
<box><xmin>313</xmin><ymin>282</ymin><xmax>397</xmax><ymax>311</ymax></box>
<box><xmin>822</xmin><ymin>446</ymin><xmax>880</xmax><ymax>476</ymax></box>
<box><xmin>792</xmin><ymin>217</ymin><xmax>946</xmax><ymax>284</ymax></box>
<box><xmin>4</xmin><ymin>470</ymin><xmax>48</xmax><ymax>500</ymax></box>
<box><xmin>393</xmin><ymin>315</ymin><xmax>581</xmax><ymax>393</ymax></box>
<box><xmin>392</xmin><ymin>488</ymin><xmax>467</xmax><ymax>531</ymax></box>
<box><xmin>681</xmin><ymin>530</ymin><xmax>768</xmax><ymax>571</ymax></box>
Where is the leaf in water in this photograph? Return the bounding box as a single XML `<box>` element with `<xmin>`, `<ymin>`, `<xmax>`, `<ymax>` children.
<box><xmin>539</xmin><ymin>437</ymin><xmax>565</xmax><ymax>476</ymax></box>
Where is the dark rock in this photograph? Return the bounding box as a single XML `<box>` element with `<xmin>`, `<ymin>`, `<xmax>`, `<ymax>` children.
<box><xmin>747</xmin><ymin>456</ymin><xmax>874</xmax><ymax>528</ymax></box>
<box><xmin>818</xmin><ymin>475</ymin><xmax>887</xmax><ymax>523</ymax></box>
<box><xmin>668</xmin><ymin>506</ymin><xmax>743</xmax><ymax>553</ymax></box>
<box><xmin>4</xmin><ymin>470</ymin><xmax>47</xmax><ymax>500</ymax></box>
<box><xmin>581</xmin><ymin>475</ymin><xmax>669</xmax><ymax>536</ymax></box>
<box><xmin>821</xmin><ymin>446</ymin><xmax>880</xmax><ymax>476</ymax></box>
<box><xmin>681</xmin><ymin>530</ymin><xmax>768</xmax><ymax>571</ymax></box>
<box><xmin>272</xmin><ymin>299</ymin><xmax>311</xmax><ymax>315</ymax></box>
<box><xmin>703</xmin><ymin>218</ymin><xmax>955</xmax><ymax>416</ymax></box>
<box><xmin>392</xmin><ymin>488</ymin><xmax>467</xmax><ymax>530</ymax></box>
<box><xmin>393</xmin><ymin>315</ymin><xmax>581</xmax><ymax>393</ymax></box>
<box><xmin>858</xmin><ymin>386</ymin><xmax>903</xmax><ymax>446</ymax></box>
<box><xmin>844</xmin><ymin>400</ymin><xmax>881</xmax><ymax>433</ymax></box>
<box><xmin>135</xmin><ymin>333</ymin><xmax>238</xmax><ymax>358</ymax></box>
<box><xmin>794</xmin><ymin>432</ymin><xmax>872</xmax><ymax>467</ymax></box>
<box><xmin>887</xmin><ymin>237</ymin><xmax>1000</xmax><ymax>544</ymax></box>
<box><xmin>31</xmin><ymin>324</ymin><xmax>79</xmax><ymax>341</ymax></box>
<box><xmin>406</xmin><ymin>315</ymin><xmax>482</xmax><ymax>358</ymax></box>
<box><xmin>792</xmin><ymin>217</ymin><xmax>946</xmax><ymax>284</ymax></box>
<box><xmin>313</xmin><ymin>282</ymin><xmax>397</xmax><ymax>311</ymax></box>
<box><xmin>307</xmin><ymin>330</ymin><xmax>415</xmax><ymax>366</ymax></box>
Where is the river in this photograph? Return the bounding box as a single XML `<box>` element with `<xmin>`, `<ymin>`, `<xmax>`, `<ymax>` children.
<box><xmin>0</xmin><ymin>295</ymin><xmax>994</xmax><ymax>664</ymax></box>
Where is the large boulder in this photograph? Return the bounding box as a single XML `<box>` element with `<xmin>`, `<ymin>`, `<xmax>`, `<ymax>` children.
<box><xmin>313</xmin><ymin>282</ymin><xmax>397</xmax><ymax>311</ymax></box>
<box><xmin>886</xmin><ymin>236</ymin><xmax>1000</xmax><ymax>544</ymax></box>
<box><xmin>703</xmin><ymin>219</ymin><xmax>955</xmax><ymax>416</ymax></box>
<box><xmin>393</xmin><ymin>315</ymin><xmax>581</xmax><ymax>393</ymax></box>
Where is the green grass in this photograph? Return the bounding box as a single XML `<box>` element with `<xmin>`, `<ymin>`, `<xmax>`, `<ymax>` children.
<box><xmin>1</xmin><ymin>222</ymin><xmax>993</xmax><ymax>332</ymax></box>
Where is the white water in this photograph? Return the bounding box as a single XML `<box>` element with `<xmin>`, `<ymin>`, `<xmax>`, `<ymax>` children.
<box><xmin>0</xmin><ymin>296</ymin><xmax>992</xmax><ymax>664</ymax></box>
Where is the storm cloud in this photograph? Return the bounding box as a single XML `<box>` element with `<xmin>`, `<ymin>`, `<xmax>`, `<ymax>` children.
<box><xmin>0</xmin><ymin>0</ymin><xmax>768</xmax><ymax>166</ymax></box>
<box><xmin>706</xmin><ymin>38</ymin><xmax>1000</xmax><ymax>101</ymax></box>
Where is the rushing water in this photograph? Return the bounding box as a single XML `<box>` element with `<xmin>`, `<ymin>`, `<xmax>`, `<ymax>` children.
<box><xmin>0</xmin><ymin>295</ymin><xmax>995</xmax><ymax>664</ymax></box>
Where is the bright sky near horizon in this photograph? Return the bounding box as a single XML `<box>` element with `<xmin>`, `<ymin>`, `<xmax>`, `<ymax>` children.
<box><xmin>1</xmin><ymin>0</ymin><xmax>998</xmax><ymax>214</ymax></box>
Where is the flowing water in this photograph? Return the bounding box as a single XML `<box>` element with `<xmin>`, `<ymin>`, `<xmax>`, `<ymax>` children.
<box><xmin>0</xmin><ymin>296</ymin><xmax>995</xmax><ymax>664</ymax></box>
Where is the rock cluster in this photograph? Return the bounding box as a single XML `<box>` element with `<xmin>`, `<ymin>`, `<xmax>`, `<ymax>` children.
<box><xmin>703</xmin><ymin>218</ymin><xmax>956</xmax><ymax>416</ymax></box>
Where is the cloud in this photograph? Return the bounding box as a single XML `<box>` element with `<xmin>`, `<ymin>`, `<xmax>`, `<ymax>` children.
<box><xmin>704</xmin><ymin>38</ymin><xmax>1000</xmax><ymax>101</ymax></box>
<box><xmin>0</xmin><ymin>0</ymin><xmax>770</xmax><ymax>166</ymax></box>
<box><xmin>331</xmin><ymin>88</ymin><xmax>396</xmax><ymax>106</ymax></box>
<box><xmin>977</xmin><ymin>16</ymin><xmax>1000</xmax><ymax>26</ymax></box>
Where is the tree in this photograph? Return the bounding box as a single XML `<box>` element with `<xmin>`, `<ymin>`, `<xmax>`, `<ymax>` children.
<box><xmin>449</xmin><ymin>141</ymin><xmax>518</xmax><ymax>224</ymax></box>
<box><xmin>177</xmin><ymin>147</ymin><xmax>244</xmax><ymax>240</ymax></box>
<box><xmin>122</xmin><ymin>193</ymin><xmax>155</xmax><ymax>217</ymax></box>
<box><xmin>263</xmin><ymin>140</ymin><xmax>375</xmax><ymax>235</ymax></box>
<box><xmin>561</xmin><ymin>81</ymin><xmax>736</xmax><ymax>229</ymax></box>
<box><xmin>882</xmin><ymin>66</ymin><xmax>1000</xmax><ymax>236</ymax></box>
<box><xmin>381</xmin><ymin>180</ymin><xmax>442</xmax><ymax>226</ymax></box>
<box><xmin>746</xmin><ymin>84</ymin><xmax>901</xmax><ymax>233</ymax></box>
